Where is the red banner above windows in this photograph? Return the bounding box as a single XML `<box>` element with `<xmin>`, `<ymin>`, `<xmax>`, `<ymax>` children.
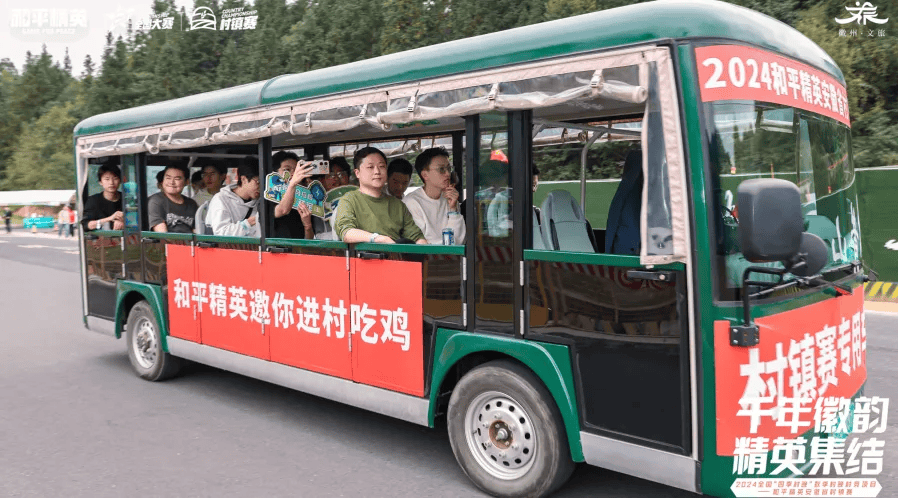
<box><xmin>696</xmin><ymin>45</ymin><xmax>851</xmax><ymax>126</ymax></box>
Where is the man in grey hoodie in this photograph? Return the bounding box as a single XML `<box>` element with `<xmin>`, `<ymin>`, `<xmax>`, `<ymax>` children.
<box><xmin>206</xmin><ymin>159</ymin><xmax>261</xmax><ymax>237</ymax></box>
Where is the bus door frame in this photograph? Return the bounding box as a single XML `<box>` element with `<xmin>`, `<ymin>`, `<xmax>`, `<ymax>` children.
<box><xmin>82</xmin><ymin>155</ymin><xmax>125</xmax><ymax>320</ymax></box>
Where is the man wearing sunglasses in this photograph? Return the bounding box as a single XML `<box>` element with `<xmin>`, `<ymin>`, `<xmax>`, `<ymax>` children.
<box><xmin>403</xmin><ymin>147</ymin><xmax>466</xmax><ymax>245</ymax></box>
<box><xmin>320</xmin><ymin>157</ymin><xmax>351</xmax><ymax>190</ymax></box>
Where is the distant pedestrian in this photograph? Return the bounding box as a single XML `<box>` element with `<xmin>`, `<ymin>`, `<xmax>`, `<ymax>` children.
<box><xmin>2</xmin><ymin>206</ymin><xmax>11</xmax><ymax>233</ymax></box>
<box><xmin>57</xmin><ymin>206</ymin><xmax>70</xmax><ymax>237</ymax></box>
<box><xmin>68</xmin><ymin>208</ymin><xmax>76</xmax><ymax>237</ymax></box>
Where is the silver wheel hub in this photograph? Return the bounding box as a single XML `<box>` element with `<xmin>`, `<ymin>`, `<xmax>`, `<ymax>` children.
<box><xmin>132</xmin><ymin>318</ymin><xmax>157</xmax><ymax>369</ymax></box>
<box><xmin>464</xmin><ymin>391</ymin><xmax>536</xmax><ymax>480</ymax></box>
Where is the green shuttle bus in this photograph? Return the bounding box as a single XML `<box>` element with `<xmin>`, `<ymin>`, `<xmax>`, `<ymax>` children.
<box><xmin>74</xmin><ymin>1</ymin><xmax>869</xmax><ymax>496</ymax></box>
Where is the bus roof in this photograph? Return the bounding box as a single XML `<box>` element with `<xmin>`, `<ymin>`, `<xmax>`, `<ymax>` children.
<box><xmin>74</xmin><ymin>0</ymin><xmax>842</xmax><ymax>138</ymax></box>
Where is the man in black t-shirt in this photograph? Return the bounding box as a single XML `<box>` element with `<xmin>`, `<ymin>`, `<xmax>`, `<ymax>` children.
<box><xmin>271</xmin><ymin>150</ymin><xmax>315</xmax><ymax>239</ymax></box>
<box><xmin>148</xmin><ymin>164</ymin><xmax>198</xmax><ymax>233</ymax></box>
<box><xmin>82</xmin><ymin>164</ymin><xmax>124</xmax><ymax>231</ymax></box>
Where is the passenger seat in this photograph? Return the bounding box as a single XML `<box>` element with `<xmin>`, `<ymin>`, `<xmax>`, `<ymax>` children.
<box><xmin>194</xmin><ymin>200</ymin><xmax>213</xmax><ymax>235</ymax></box>
<box><xmin>540</xmin><ymin>190</ymin><xmax>597</xmax><ymax>252</ymax></box>
<box><xmin>605</xmin><ymin>149</ymin><xmax>643</xmax><ymax>255</ymax></box>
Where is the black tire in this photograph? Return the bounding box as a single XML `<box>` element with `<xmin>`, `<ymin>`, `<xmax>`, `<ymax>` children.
<box><xmin>447</xmin><ymin>360</ymin><xmax>575</xmax><ymax>497</ymax></box>
<box><xmin>126</xmin><ymin>301</ymin><xmax>181</xmax><ymax>381</ymax></box>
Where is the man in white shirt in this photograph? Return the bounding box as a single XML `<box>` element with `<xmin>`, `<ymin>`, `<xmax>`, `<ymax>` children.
<box><xmin>206</xmin><ymin>159</ymin><xmax>261</xmax><ymax>237</ymax></box>
<box><xmin>402</xmin><ymin>147</ymin><xmax>465</xmax><ymax>245</ymax></box>
<box><xmin>193</xmin><ymin>162</ymin><xmax>226</xmax><ymax>206</ymax></box>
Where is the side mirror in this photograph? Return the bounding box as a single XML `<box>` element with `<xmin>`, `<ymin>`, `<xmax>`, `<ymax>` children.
<box><xmin>737</xmin><ymin>179</ymin><xmax>803</xmax><ymax>262</ymax></box>
<box><xmin>785</xmin><ymin>232</ymin><xmax>829</xmax><ymax>277</ymax></box>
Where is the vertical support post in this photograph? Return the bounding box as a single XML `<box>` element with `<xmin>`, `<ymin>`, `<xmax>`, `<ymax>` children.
<box><xmin>464</xmin><ymin>116</ymin><xmax>479</xmax><ymax>332</ymax></box>
<box><xmin>136</xmin><ymin>152</ymin><xmax>148</xmax><ymax>282</ymax></box>
<box><xmin>452</xmin><ymin>131</ymin><xmax>464</xmax><ymax>194</ymax></box>
<box><xmin>508</xmin><ymin>110</ymin><xmax>532</xmax><ymax>337</ymax></box>
<box><xmin>258</xmin><ymin>137</ymin><xmax>272</xmax><ymax>243</ymax></box>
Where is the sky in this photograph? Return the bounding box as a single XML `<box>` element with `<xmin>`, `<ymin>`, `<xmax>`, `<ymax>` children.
<box><xmin>1</xmin><ymin>0</ymin><xmax>192</xmax><ymax>74</ymax></box>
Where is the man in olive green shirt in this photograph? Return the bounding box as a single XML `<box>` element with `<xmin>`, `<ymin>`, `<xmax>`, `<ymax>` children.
<box><xmin>335</xmin><ymin>147</ymin><xmax>426</xmax><ymax>244</ymax></box>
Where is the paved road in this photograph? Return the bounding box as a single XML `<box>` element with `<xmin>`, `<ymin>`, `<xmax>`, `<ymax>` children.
<box><xmin>0</xmin><ymin>233</ymin><xmax>895</xmax><ymax>497</ymax></box>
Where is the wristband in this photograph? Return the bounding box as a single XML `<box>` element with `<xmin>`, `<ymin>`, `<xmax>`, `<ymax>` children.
<box><xmin>369</xmin><ymin>232</ymin><xmax>380</xmax><ymax>243</ymax></box>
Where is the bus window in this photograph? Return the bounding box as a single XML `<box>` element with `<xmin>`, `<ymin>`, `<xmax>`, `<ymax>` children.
<box><xmin>473</xmin><ymin>113</ymin><xmax>515</xmax><ymax>331</ymax></box>
<box><xmin>531</xmin><ymin>118</ymin><xmax>641</xmax><ymax>253</ymax></box>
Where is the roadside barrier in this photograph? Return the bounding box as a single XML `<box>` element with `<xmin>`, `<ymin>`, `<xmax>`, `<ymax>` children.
<box><xmin>864</xmin><ymin>281</ymin><xmax>898</xmax><ymax>302</ymax></box>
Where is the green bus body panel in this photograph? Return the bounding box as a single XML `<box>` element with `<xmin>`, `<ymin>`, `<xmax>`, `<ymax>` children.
<box><xmin>354</xmin><ymin>242</ymin><xmax>464</xmax><ymax>255</ymax></box>
<box><xmin>429</xmin><ymin>328</ymin><xmax>584</xmax><ymax>462</ymax></box>
<box><xmin>141</xmin><ymin>231</ymin><xmax>193</xmax><ymax>241</ymax></box>
<box><xmin>524</xmin><ymin>249</ymin><xmax>686</xmax><ymax>270</ymax></box>
<box><xmin>74</xmin><ymin>0</ymin><xmax>842</xmax><ymax>139</ymax></box>
<box><xmin>266</xmin><ymin>237</ymin><xmax>348</xmax><ymax>250</ymax></box>
<box><xmin>114</xmin><ymin>280</ymin><xmax>169</xmax><ymax>351</ymax></box>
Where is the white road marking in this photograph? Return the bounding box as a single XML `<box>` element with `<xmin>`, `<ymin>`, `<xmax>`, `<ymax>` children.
<box><xmin>19</xmin><ymin>244</ymin><xmax>50</xmax><ymax>249</ymax></box>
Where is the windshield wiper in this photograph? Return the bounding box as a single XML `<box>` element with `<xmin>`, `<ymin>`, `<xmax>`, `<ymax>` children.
<box><xmin>798</xmin><ymin>275</ymin><xmax>852</xmax><ymax>296</ymax></box>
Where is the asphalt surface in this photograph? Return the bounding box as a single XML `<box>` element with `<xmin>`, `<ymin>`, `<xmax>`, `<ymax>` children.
<box><xmin>0</xmin><ymin>231</ymin><xmax>895</xmax><ymax>497</ymax></box>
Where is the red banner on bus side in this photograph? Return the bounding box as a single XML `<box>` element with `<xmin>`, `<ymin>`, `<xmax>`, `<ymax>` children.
<box><xmin>166</xmin><ymin>246</ymin><xmax>424</xmax><ymax>396</ymax></box>
<box><xmin>695</xmin><ymin>45</ymin><xmax>851</xmax><ymax>126</ymax></box>
<box><xmin>713</xmin><ymin>289</ymin><xmax>867</xmax><ymax>456</ymax></box>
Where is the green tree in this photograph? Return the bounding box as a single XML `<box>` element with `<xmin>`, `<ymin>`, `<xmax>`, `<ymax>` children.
<box><xmin>3</xmin><ymin>102</ymin><xmax>79</xmax><ymax>189</ymax></box>
<box><xmin>446</xmin><ymin>0</ymin><xmax>544</xmax><ymax>39</ymax></box>
<box><xmin>89</xmin><ymin>34</ymin><xmax>135</xmax><ymax>115</ymax></box>
<box><xmin>380</xmin><ymin>0</ymin><xmax>450</xmax><ymax>54</ymax></box>
<box><xmin>794</xmin><ymin>2</ymin><xmax>898</xmax><ymax>168</ymax></box>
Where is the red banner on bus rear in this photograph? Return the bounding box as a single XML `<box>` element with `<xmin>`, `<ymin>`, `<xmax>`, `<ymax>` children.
<box><xmin>695</xmin><ymin>45</ymin><xmax>851</xmax><ymax>126</ymax></box>
<box><xmin>713</xmin><ymin>289</ymin><xmax>867</xmax><ymax>456</ymax></box>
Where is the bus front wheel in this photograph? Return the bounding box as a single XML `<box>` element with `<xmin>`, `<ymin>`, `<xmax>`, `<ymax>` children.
<box><xmin>126</xmin><ymin>301</ymin><xmax>181</xmax><ymax>381</ymax></box>
<box><xmin>447</xmin><ymin>360</ymin><xmax>574</xmax><ymax>497</ymax></box>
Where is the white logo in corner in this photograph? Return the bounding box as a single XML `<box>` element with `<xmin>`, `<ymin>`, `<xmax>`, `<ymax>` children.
<box><xmin>885</xmin><ymin>239</ymin><xmax>898</xmax><ymax>251</ymax></box>
<box><xmin>836</xmin><ymin>2</ymin><xmax>888</xmax><ymax>25</ymax></box>
<box><xmin>189</xmin><ymin>7</ymin><xmax>216</xmax><ymax>30</ymax></box>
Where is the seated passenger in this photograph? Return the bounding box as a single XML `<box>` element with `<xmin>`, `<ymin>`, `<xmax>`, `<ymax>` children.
<box><xmin>191</xmin><ymin>170</ymin><xmax>204</xmax><ymax>196</ymax></box>
<box><xmin>192</xmin><ymin>161</ymin><xmax>226</xmax><ymax>206</ymax></box>
<box><xmin>334</xmin><ymin>147</ymin><xmax>426</xmax><ymax>244</ymax></box>
<box><xmin>148</xmin><ymin>164</ymin><xmax>198</xmax><ymax>233</ymax></box>
<box><xmin>272</xmin><ymin>150</ymin><xmax>314</xmax><ymax>239</ymax></box>
<box><xmin>207</xmin><ymin>159</ymin><xmax>261</xmax><ymax>237</ymax></box>
<box><xmin>385</xmin><ymin>158</ymin><xmax>413</xmax><ymax>199</ymax></box>
<box><xmin>322</xmin><ymin>156</ymin><xmax>352</xmax><ymax>191</ymax></box>
<box><xmin>311</xmin><ymin>156</ymin><xmax>352</xmax><ymax>240</ymax></box>
<box><xmin>82</xmin><ymin>163</ymin><xmax>124</xmax><ymax>231</ymax></box>
<box><xmin>402</xmin><ymin>147</ymin><xmax>465</xmax><ymax>244</ymax></box>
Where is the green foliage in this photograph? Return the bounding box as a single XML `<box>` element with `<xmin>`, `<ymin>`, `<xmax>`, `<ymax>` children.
<box><xmin>534</xmin><ymin>141</ymin><xmax>635</xmax><ymax>181</ymax></box>
<box><xmin>3</xmin><ymin>103</ymin><xmax>79</xmax><ymax>190</ymax></box>
<box><xmin>380</xmin><ymin>0</ymin><xmax>450</xmax><ymax>55</ymax></box>
<box><xmin>1</xmin><ymin>0</ymin><xmax>897</xmax><ymax>191</ymax></box>
<box><xmin>794</xmin><ymin>1</ymin><xmax>898</xmax><ymax>168</ymax></box>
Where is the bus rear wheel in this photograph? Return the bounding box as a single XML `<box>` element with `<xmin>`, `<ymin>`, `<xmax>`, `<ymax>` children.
<box><xmin>447</xmin><ymin>360</ymin><xmax>574</xmax><ymax>497</ymax></box>
<box><xmin>126</xmin><ymin>301</ymin><xmax>180</xmax><ymax>381</ymax></box>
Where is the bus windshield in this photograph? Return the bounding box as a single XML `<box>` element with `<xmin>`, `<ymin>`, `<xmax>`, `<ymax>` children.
<box><xmin>706</xmin><ymin>100</ymin><xmax>860</xmax><ymax>297</ymax></box>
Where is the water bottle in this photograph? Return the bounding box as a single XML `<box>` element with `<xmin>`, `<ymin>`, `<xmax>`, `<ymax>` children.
<box><xmin>442</xmin><ymin>228</ymin><xmax>454</xmax><ymax>245</ymax></box>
